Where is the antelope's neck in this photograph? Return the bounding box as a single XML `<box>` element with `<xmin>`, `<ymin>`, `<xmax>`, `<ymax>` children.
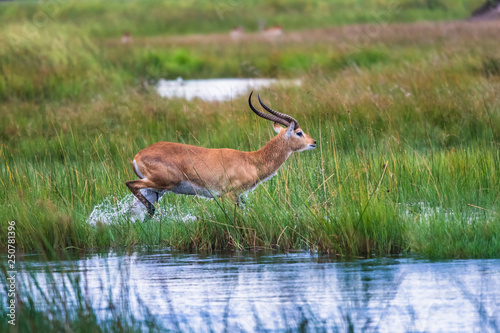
<box><xmin>251</xmin><ymin>135</ymin><xmax>291</xmax><ymax>180</ymax></box>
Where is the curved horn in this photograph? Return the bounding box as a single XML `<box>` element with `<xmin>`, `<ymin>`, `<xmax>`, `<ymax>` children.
<box><xmin>258</xmin><ymin>94</ymin><xmax>299</xmax><ymax>129</ymax></box>
<box><xmin>248</xmin><ymin>92</ymin><xmax>290</xmax><ymax>127</ymax></box>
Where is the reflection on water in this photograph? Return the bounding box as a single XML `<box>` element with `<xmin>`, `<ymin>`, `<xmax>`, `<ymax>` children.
<box><xmin>12</xmin><ymin>253</ymin><xmax>500</xmax><ymax>332</ymax></box>
<box><xmin>156</xmin><ymin>78</ymin><xmax>301</xmax><ymax>101</ymax></box>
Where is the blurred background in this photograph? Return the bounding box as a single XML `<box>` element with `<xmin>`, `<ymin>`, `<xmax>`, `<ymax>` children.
<box><xmin>0</xmin><ymin>0</ymin><xmax>497</xmax><ymax>100</ymax></box>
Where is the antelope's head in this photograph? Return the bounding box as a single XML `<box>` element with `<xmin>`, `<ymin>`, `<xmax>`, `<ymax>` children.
<box><xmin>249</xmin><ymin>92</ymin><xmax>316</xmax><ymax>152</ymax></box>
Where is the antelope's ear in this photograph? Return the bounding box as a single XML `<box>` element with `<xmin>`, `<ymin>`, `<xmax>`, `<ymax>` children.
<box><xmin>273</xmin><ymin>122</ymin><xmax>282</xmax><ymax>134</ymax></box>
<box><xmin>285</xmin><ymin>121</ymin><xmax>295</xmax><ymax>138</ymax></box>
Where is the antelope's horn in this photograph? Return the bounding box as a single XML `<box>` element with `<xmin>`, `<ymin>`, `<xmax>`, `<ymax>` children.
<box><xmin>248</xmin><ymin>92</ymin><xmax>290</xmax><ymax>127</ymax></box>
<box><xmin>258</xmin><ymin>94</ymin><xmax>299</xmax><ymax>129</ymax></box>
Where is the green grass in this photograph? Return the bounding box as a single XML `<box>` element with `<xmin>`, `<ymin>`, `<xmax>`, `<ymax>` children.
<box><xmin>0</xmin><ymin>1</ymin><xmax>499</xmax><ymax>258</ymax></box>
<box><xmin>0</xmin><ymin>0</ymin><xmax>480</xmax><ymax>38</ymax></box>
<box><xmin>0</xmin><ymin>24</ymin><xmax>124</xmax><ymax>101</ymax></box>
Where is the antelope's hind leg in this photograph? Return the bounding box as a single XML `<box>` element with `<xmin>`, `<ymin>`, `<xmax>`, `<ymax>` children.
<box><xmin>126</xmin><ymin>179</ymin><xmax>160</xmax><ymax>219</ymax></box>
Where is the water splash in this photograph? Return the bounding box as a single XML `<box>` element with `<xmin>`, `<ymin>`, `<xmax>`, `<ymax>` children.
<box><xmin>86</xmin><ymin>193</ymin><xmax>197</xmax><ymax>225</ymax></box>
<box><xmin>87</xmin><ymin>194</ymin><xmax>135</xmax><ymax>225</ymax></box>
<box><xmin>399</xmin><ymin>202</ymin><xmax>489</xmax><ymax>224</ymax></box>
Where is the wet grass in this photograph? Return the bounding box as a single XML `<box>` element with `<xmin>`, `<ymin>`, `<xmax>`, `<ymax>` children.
<box><xmin>0</xmin><ymin>7</ymin><xmax>499</xmax><ymax>258</ymax></box>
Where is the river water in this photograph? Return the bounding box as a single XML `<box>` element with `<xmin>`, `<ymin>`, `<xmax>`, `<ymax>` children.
<box><xmin>11</xmin><ymin>252</ymin><xmax>500</xmax><ymax>332</ymax></box>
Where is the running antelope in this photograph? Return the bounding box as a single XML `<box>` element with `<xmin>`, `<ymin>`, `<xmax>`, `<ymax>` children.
<box><xmin>126</xmin><ymin>92</ymin><xmax>316</xmax><ymax>220</ymax></box>
<box><xmin>261</xmin><ymin>25</ymin><xmax>283</xmax><ymax>39</ymax></box>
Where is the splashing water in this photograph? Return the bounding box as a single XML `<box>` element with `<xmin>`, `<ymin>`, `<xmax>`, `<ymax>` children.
<box><xmin>399</xmin><ymin>202</ymin><xmax>489</xmax><ymax>224</ymax></box>
<box><xmin>86</xmin><ymin>193</ymin><xmax>197</xmax><ymax>225</ymax></box>
<box><xmin>87</xmin><ymin>194</ymin><xmax>135</xmax><ymax>225</ymax></box>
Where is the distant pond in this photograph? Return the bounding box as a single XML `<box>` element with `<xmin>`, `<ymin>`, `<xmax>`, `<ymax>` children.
<box><xmin>156</xmin><ymin>78</ymin><xmax>301</xmax><ymax>101</ymax></box>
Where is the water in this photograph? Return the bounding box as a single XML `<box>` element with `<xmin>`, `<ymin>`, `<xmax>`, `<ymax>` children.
<box><xmin>86</xmin><ymin>193</ymin><xmax>490</xmax><ymax>227</ymax></box>
<box><xmin>86</xmin><ymin>193</ymin><xmax>198</xmax><ymax>224</ymax></box>
<box><xmin>10</xmin><ymin>252</ymin><xmax>500</xmax><ymax>332</ymax></box>
<box><xmin>156</xmin><ymin>78</ymin><xmax>301</xmax><ymax>101</ymax></box>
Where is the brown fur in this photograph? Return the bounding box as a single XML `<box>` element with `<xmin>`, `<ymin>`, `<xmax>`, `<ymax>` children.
<box><xmin>126</xmin><ymin>121</ymin><xmax>316</xmax><ymax>217</ymax></box>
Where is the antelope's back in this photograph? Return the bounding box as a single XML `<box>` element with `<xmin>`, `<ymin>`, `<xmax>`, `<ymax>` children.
<box><xmin>134</xmin><ymin>142</ymin><xmax>251</xmax><ymax>182</ymax></box>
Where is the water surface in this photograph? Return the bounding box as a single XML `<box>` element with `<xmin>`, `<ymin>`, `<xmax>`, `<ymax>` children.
<box><xmin>13</xmin><ymin>253</ymin><xmax>500</xmax><ymax>332</ymax></box>
<box><xmin>156</xmin><ymin>78</ymin><xmax>301</xmax><ymax>101</ymax></box>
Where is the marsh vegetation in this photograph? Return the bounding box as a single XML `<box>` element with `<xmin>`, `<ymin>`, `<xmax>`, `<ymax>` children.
<box><xmin>0</xmin><ymin>0</ymin><xmax>499</xmax><ymax>258</ymax></box>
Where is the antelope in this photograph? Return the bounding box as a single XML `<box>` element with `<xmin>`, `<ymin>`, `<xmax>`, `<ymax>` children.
<box><xmin>229</xmin><ymin>26</ymin><xmax>245</xmax><ymax>41</ymax></box>
<box><xmin>261</xmin><ymin>25</ymin><xmax>284</xmax><ymax>40</ymax></box>
<box><xmin>121</xmin><ymin>32</ymin><xmax>132</xmax><ymax>44</ymax></box>
<box><xmin>126</xmin><ymin>92</ymin><xmax>316</xmax><ymax>220</ymax></box>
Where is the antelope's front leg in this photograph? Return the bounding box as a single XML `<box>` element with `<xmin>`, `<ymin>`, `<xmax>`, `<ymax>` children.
<box><xmin>225</xmin><ymin>191</ymin><xmax>245</xmax><ymax>208</ymax></box>
<box><xmin>236</xmin><ymin>195</ymin><xmax>246</xmax><ymax>207</ymax></box>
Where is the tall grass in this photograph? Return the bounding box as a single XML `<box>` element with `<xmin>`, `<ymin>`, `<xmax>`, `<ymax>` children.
<box><xmin>0</xmin><ymin>24</ymin><xmax>123</xmax><ymax>101</ymax></box>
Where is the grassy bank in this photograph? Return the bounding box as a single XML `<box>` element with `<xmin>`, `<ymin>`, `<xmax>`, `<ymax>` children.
<box><xmin>1</xmin><ymin>7</ymin><xmax>499</xmax><ymax>257</ymax></box>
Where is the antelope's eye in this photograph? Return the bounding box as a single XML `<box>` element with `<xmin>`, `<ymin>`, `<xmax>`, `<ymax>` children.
<box><xmin>297</xmin><ymin>131</ymin><xmax>303</xmax><ymax>137</ymax></box>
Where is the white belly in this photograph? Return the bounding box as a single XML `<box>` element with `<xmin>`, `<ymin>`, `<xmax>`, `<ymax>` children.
<box><xmin>171</xmin><ymin>181</ymin><xmax>219</xmax><ymax>199</ymax></box>
<box><xmin>249</xmin><ymin>172</ymin><xmax>277</xmax><ymax>192</ymax></box>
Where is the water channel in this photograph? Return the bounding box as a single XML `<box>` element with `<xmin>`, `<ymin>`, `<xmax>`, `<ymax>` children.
<box><xmin>8</xmin><ymin>252</ymin><xmax>500</xmax><ymax>332</ymax></box>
